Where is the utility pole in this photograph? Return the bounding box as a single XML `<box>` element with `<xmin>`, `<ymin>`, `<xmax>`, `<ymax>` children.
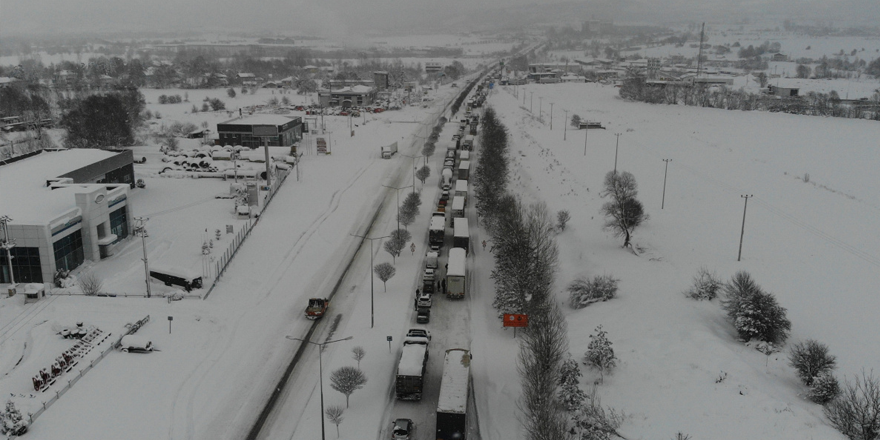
<box><xmin>564</xmin><ymin>110</ymin><xmax>568</xmax><ymax>140</ymax></box>
<box><xmin>613</xmin><ymin>133</ymin><xmax>622</xmax><ymax>174</ymax></box>
<box><xmin>539</xmin><ymin>96</ymin><xmax>543</xmax><ymax>119</ymax></box>
<box><xmin>661</xmin><ymin>159</ymin><xmax>672</xmax><ymax>209</ymax></box>
<box><xmin>0</xmin><ymin>215</ymin><xmax>16</xmax><ymax>289</ymax></box>
<box><xmin>350</xmin><ymin>234</ymin><xmax>389</xmax><ymax>328</ymax></box>
<box><xmin>133</xmin><ymin>217</ymin><xmax>152</xmax><ymax>298</ymax></box>
<box><xmin>549</xmin><ymin>103</ymin><xmax>554</xmax><ymax>129</ymax></box>
<box><xmin>738</xmin><ymin>195</ymin><xmax>753</xmax><ymax>262</ymax></box>
<box><xmin>583</xmin><ymin>125</ymin><xmax>589</xmax><ymax>156</ymax></box>
<box><xmin>530</xmin><ymin>92</ymin><xmax>533</xmax><ymax>113</ymax></box>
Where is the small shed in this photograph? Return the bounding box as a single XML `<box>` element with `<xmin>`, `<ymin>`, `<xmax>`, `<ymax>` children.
<box><xmin>23</xmin><ymin>283</ymin><xmax>46</xmax><ymax>304</ymax></box>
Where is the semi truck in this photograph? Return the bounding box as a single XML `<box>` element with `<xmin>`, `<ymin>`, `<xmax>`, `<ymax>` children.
<box><xmin>454</xmin><ymin>180</ymin><xmax>468</xmax><ymax>203</ymax></box>
<box><xmin>381</xmin><ymin>142</ymin><xmax>398</xmax><ymax>159</ymax></box>
<box><xmin>453</xmin><ymin>218</ymin><xmax>469</xmax><ymax>254</ymax></box>
<box><xmin>450</xmin><ymin>196</ymin><xmax>465</xmax><ymax>218</ymax></box>
<box><xmin>446</xmin><ymin>248</ymin><xmax>467</xmax><ymax>299</ymax></box>
<box><xmin>396</xmin><ymin>335</ymin><xmax>430</xmax><ymax>400</ymax></box>
<box><xmin>436</xmin><ymin>348</ymin><xmax>471</xmax><ymax>440</ymax></box>
<box><xmin>462</xmin><ymin>135</ymin><xmax>474</xmax><ymax>151</ymax></box>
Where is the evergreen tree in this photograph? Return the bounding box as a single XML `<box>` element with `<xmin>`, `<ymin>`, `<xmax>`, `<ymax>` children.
<box><xmin>584</xmin><ymin>326</ymin><xmax>616</xmax><ymax>382</ymax></box>
<box><xmin>558</xmin><ymin>358</ymin><xmax>587</xmax><ymax>412</ymax></box>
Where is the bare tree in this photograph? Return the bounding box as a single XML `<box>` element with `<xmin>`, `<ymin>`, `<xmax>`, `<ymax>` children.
<box><xmin>325</xmin><ymin>405</ymin><xmax>344</xmax><ymax>437</ymax></box>
<box><xmin>824</xmin><ymin>370</ymin><xmax>880</xmax><ymax>440</ymax></box>
<box><xmin>330</xmin><ymin>366</ymin><xmax>368</xmax><ymax>408</ymax></box>
<box><xmin>78</xmin><ymin>271</ymin><xmax>104</xmax><ymax>296</ymax></box>
<box><xmin>384</xmin><ymin>239</ymin><xmax>403</xmax><ymax>264</ymax></box>
<box><xmin>351</xmin><ymin>346</ymin><xmax>366</xmax><ymax>369</ymax></box>
<box><xmin>373</xmin><ymin>263</ymin><xmax>396</xmax><ymax>292</ymax></box>
<box><xmin>600</xmin><ymin>171</ymin><xmax>647</xmax><ymax>249</ymax></box>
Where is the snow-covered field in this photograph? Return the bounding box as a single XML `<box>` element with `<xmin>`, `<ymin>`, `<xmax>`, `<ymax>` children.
<box><xmin>470</xmin><ymin>82</ymin><xmax>880</xmax><ymax>439</ymax></box>
<box><xmin>3</xmin><ymin>69</ymin><xmax>880</xmax><ymax>439</ymax></box>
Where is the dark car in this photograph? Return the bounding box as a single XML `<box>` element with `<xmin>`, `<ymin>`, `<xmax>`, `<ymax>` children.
<box><xmin>392</xmin><ymin>418</ymin><xmax>413</xmax><ymax>440</ymax></box>
<box><xmin>416</xmin><ymin>307</ymin><xmax>430</xmax><ymax>324</ymax></box>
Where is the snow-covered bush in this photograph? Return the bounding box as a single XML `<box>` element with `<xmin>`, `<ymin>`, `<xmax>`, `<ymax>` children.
<box><xmin>568</xmin><ymin>274</ymin><xmax>619</xmax><ymax>309</ymax></box>
<box><xmin>558</xmin><ymin>357</ymin><xmax>587</xmax><ymax>412</ymax></box>
<box><xmin>78</xmin><ymin>271</ymin><xmax>103</xmax><ymax>296</ymax></box>
<box><xmin>557</xmin><ymin>210</ymin><xmax>571</xmax><ymax>232</ymax></box>
<box><xmin>809</xmin><ymin>372</ymin><xmax>841</xmax><ymax>404</ymax></box>
<box><xmin>584</xmin><ymin>325</ymin><xmax>616</xmax><ymax>382</ymax></box>
<box><xmin>684</xmin><ymin>266</ymin><xmax>722</xmax><ymax>300</ymax></box>
<box><xmin>721</xmin><ymin>271</ymin><xmax>791</xmax><ymax>344</ymax></box>
<box><xmin>789</xmin><ymin>340</ymin><xmax>837</xmax><ymax>387</ymax></box>
<box><xmin>824</xmin><ymin>370</ymin><xmax>880</xmax><ymax>439</ymax></box>
<box><xmin>569</xmin><ymin>386</ymin><xmax>624</xmax><ymax>440</ymax></box>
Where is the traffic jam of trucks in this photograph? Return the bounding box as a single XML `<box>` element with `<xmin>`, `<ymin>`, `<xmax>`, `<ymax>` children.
<box><xmin>388</xmin><ymin>67</ymin><xmax>499</xmax><ymax>440</ymax></box>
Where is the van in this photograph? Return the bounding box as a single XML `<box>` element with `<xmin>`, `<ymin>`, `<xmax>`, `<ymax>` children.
<box><xmin>119</xmin><ymin>335</ymin><xmax>153</xmax><ymax>353</ymax></box>
<box><xmin>150</xmin><ymin>265</ymin><xmax>203</xmax><ymax>292</ymax></box>
<box><xmin>440</xmin><ymin>168</ymin><xmax>454</xmax><ymax>191</ymax></box>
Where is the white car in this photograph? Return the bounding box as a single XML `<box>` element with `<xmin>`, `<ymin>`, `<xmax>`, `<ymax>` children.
<box><xmin>417</xmin><ymin>293</ymin><xmax>433</xmax><ymax>308</ymax></box>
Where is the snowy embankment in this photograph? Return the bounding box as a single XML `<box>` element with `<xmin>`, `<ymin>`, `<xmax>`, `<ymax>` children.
<box><xmin>467</xmin><ymin>82</ymin><xmax>880</xmax><ymax>439</ymax></box>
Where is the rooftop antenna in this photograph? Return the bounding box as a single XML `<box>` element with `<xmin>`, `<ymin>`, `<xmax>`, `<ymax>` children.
<box><xmin>696</xmin><ymin>22</ymin><xmax>705</xmax><ymax>77</ymax></box>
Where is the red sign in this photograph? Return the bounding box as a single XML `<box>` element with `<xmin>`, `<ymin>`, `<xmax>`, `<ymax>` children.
<box><xmin>503</xmin><ymin>313</ymin><xmax>529</xmax><ymax>328</ymax></box>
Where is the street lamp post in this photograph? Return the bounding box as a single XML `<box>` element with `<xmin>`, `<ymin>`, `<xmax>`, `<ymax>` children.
<box><xmin>549</xmin><ymin>103</ymin><xmax>553</xmax><ymax>129</ymax></box>
<box><xmin>530</xmin><ymin>92</ymin><xmax>533</xmax><ymax>113</ymax></box>
<box><xmin>133</xmin><ymin>217</ymin><xmax>151</xmax><ymax>298</ymax></box>
<box><xmin>286</xmin><ymin>336</ymin><xmax>353</xmax><ymax>440</ymax></box>
<box><xmin>583</xmin><ymin>125</ymin><xmax>589</xmax><ymax>156</ymax></box>
<box><xmin>738</xmin><ymin>195</ymin><xmax>753</xmax><ymax>262</ymax></box>
<box><xmin>382</xmin><ymin>184</ymin><xmax>413</xmax><ymax>232</ymax></box>
<box><xmin>539</xmin><ymin>96</ymin><xmax>543</xmax><ymax>119</ymax></box>
<box><xmin>350</xmin><ymin>233</ymin><xmax>389</xmax><ymax>328</ymax></box>
<box><xmin>401</xmin><ymin>154</ymin><xmax>424</xmax><ymax>194</ymax></box>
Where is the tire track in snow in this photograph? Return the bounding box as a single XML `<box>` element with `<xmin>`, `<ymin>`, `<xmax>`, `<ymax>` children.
<box><xmin>167</xmin><ymin>161</ymin><xmax>375</xmax><ymax>440</ymax></box>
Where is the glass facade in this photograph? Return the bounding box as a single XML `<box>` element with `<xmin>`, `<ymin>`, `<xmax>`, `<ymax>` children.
<box><xmin>109</xmin><ymin>206</ymin><xmax>128</xmax><ymax>243</ymax></box>
<box><xmin>53</xmin><ymin>230</ymin><xmax>84</xmax><ymax>272</ymax></box>
<box><xmin>0</xmin><ymin>247</ymin><xmax>43</xmax><ymax>283</ymax></box>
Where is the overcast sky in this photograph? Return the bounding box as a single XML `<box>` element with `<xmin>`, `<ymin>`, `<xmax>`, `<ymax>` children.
<box><xmin>2</xmin><ymin>0</ymin><xmax>879</xmax><ymax>40</ymax></box>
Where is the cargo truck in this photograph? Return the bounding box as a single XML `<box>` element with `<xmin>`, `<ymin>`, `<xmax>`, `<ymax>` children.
<box><xmin>453</xmin><ymin>218</ymin><xmax>469</xmax><ymax>254</ymax></box>
<box><xmin>381</xmin><ymin>142</ymin><xmax>398</xmax><ymax>159</ymax></box>
<box><xmin>446</xmin><ymin>248</ymin><xmax>466</xmax><ymax>299</ymax></box>
<box><xmin>396</xmin><ymin>335</ymin><xmax>430</xmax><ymax>400</ymax></box>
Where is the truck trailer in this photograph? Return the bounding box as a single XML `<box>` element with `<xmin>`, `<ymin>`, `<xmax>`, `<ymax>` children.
<box><xmin>396</xmin><ymin>336</ymin><xmax>430</xmax><ymax>400</ymax></box>
<box><xmin>453</xmin><ymin>218</ymin><xmax>469</xmax><ymax>254</ymax></box>
<box><xmin>436</xmin><ymin>348</ymin><xmax>471</xmax><ymax>440</ymax></box>
<box><xmin>446</xmin><ymin>248</ymin><xmax>467</xmax><ymax>299</ymax></box>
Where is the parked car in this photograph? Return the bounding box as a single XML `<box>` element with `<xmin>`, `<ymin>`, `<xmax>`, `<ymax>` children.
<box><xmin>416</xmin><ymin>307</ymin><xmax>430</xmax><ymax>324</ymax></box>
<box><xmin>391</xmin><ymin>418</ymin><xmax>414</xmax><ymax>440</ymax></box>
<box><xmin>119</xmin><ymin>335</ymin><xmax>154</xmax><ymax>353</ymax></box>
<box><xmin>417</xmin><ymin>292</ymin><xmax>433</xmax><ymax>308</ymax></box>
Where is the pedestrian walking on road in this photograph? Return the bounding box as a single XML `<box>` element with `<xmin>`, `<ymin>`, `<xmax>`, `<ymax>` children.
<box><xmin>441</xmin><ymin>279</ymin><xmax>447</xmax><ymax>294</ymax></box>
<box><xmin>482</xmin><ymin>240</ymin><xmax>487</xmax><ymax>251</ymax></box>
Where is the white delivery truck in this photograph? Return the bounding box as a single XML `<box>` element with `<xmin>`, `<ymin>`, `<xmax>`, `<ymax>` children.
<box><xmin>381</xmin><ymin>142</ymin><xmax>399</xmax><ymax>159</ymax></box>
<box><xmin>446</xmin><ymin>248</ymin><xmax>467</xmax><ymax>299</ymax></box>
<box><xmin>457</xmin><ymin>160</ymin><xmax>470</xmax><ymax>181</ymax></box>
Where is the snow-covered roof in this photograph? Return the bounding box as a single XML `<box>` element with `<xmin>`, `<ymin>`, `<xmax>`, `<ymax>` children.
<box><xmin>0</xmin><ymin>149</ymin><xmax>119</xmax><ymax>224</ymax></box>
<box><xmin>454</xmin><ymin>180</ymin><xmax>468</xmax><ymax>193</ymax></box>
<box><xmin>453</xmin><ymin>218</ymin><xmax>468</xmax><ymax>238</ymax></box>
<box><xmin>447</xmin><ymin>248</ymin><xmax>466</xmax><ymax>277</ymax></box>
<box><xmin>430</xmin><ymin>216</ymin><xmax>445</xmax><ymax>232</ymax></box>
<box><xmin>397</xmin><ymin>341</ymin><xmax>428</xmax><ymax>376</ymax></box>
<box><xmin>219</xmin><ymin>115</ymin><xmax>300</xmax><ymax>127</ymax></box>
<box><xmin>437</xmin><ymin>348</ymin><xmax>470</xmax><ymax>414</ymax></box>
<box><xmin>451</xmin><ymin>196</ymin><xmax>465</xmax><ymax>211</ymax></box>
<box><xmin>458</xmin><ymin>160</ymin><xmax>469</xmax><ymax>171</ymax></box>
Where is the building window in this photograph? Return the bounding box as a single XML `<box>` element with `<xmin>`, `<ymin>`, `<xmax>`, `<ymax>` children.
<box><xmin>0</xmin><ymin>247</ymin><xmax>43</xmax><ymax>283</ymax></box>
<box><xmin>53</xmin><ymin>230</ymin><xmax>84</xmax><ymax>272</ymax></box>
<box><xmin>109</xmin><ymin>206</ymin><xmax>129</xmax><ymax>243</ymax></box>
